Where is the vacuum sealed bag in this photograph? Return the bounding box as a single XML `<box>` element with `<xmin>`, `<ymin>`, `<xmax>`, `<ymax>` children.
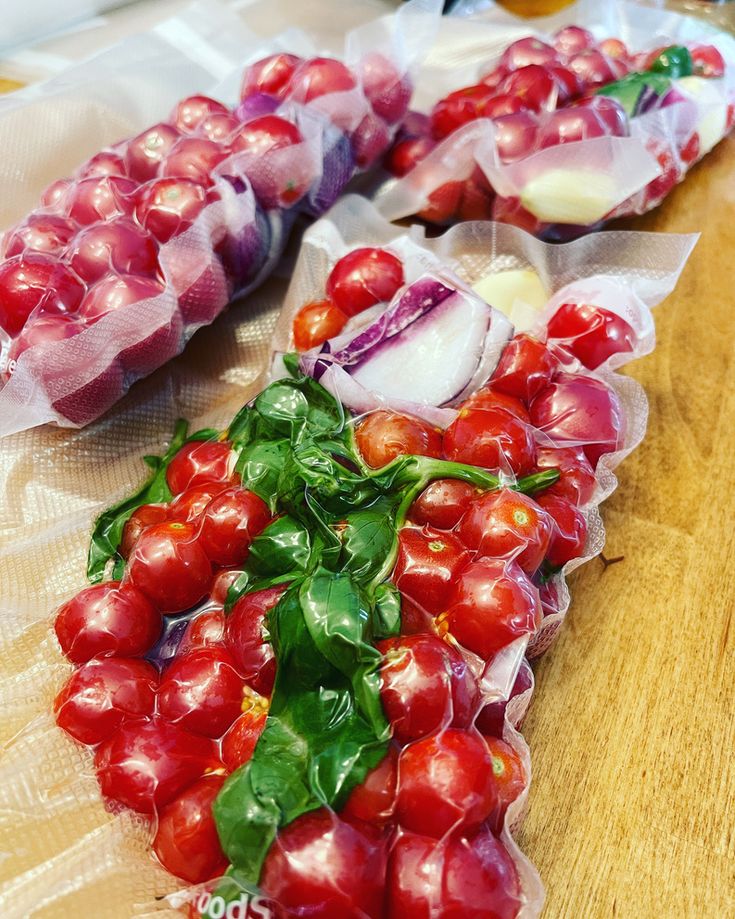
<box><xmin>15</xmin><ymin>197</ymin><xmax>695</xmax><ymax>917</ymax></box>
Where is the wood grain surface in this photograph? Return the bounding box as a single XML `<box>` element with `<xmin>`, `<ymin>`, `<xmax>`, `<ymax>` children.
<box><xmin>518</xmin><ymin>133</ymin><xmax>735</xmax><ymax>918</ymax></box>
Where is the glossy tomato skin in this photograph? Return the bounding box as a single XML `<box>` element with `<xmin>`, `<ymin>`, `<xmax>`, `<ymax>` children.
<box><xmin>529</xmin><ymin>372</ymin><xmax>624</xmax><ymax>467</ymax></box>
<box><xmin>430</xmin><ymin>84</ymin><xmax>496</xmax><ymax>140</ymax></box>
<box><xmin>198</xmin><ymin>486</ymin><xmax>271</xmax><ymax>566</ymax></box>
<box><xmin>162</xmin><ymin>136</ymin><xmax>228</xmax><ymax>186</ymax></box>
<box><xmin>68</xmin><ymin>218</ymin><xmax>160</xmax><ymax>285</ymax></box>
<box><xmin>135</xmin><ymin>177</ymin><xmax>208</xmax><ymax>243</ymax></box>
<box><xmin>457</xmin><ymin>488</ymin><xmax>552</xmax><ymax>574</ymax></box>
<box><xmin>547</xmin><ymin>302</ymin><xmax>636</xmax><ymax>369</ymax></box>
<box><xmin>94</xmin><ymin>716</ymin><xmax>217</xmax><ymax>814</ymax></box>
<box><xmin>157</xmin><ymin>647</ymin><xmax>244</xmax><ymax>738</ymax></box>
<box><xmin>54</xmin><ymin>582</ymin><xmax>162</xmax><ymax>663</ymax></box>
<box><xmin>3</xmin><ymin>314</ymin><xmax>83</xmax><ymax>381</ymax></box>
<box><xmin>484</xmin><ymin>736</ymin><xmax>527</xmax><ymax>834</ymax></box>
<box><xmin>166</xmin><ymin>440</ymin><xmax>234</xmax><ymax>495</ymax></box>
<box><xmin>535</xmin><ymin>445</ymin><xmax>596</xmax><ymax>506</ymax></box>
<box><xmin>178</xmin><ymin>607</ymin><xmax>227</xmax><ymax>655</ymax></box>
<box><xmin>490</xmin><ymin>334</ymin><xmax>558</xmax><ymax>404</ymax></box>
<box><xmin>287</xmin><ymin>57</ymin><xmax>357</xmax><ymax>103</ymax></box>
<box><xmin>220</xmin><ymin>689</ymin><xmax>269</xmax><ymax>772</ymax></box>
<box><xmin>292</xmin><ymin>298</ymin><xmax>348</xmax><ymax>350</ymax></box>
<box><xmin>408</xmin><ymin>479</ymin><xmax>478</xmax><ymax>531</ymax></box>
<box><xmin>78</xmin><ymin>274</ymin><xmax>164</xmax><ymax>324</ymax></box>
<box><xmin>443</xmin><ymin>407</ymin><xmax>536</xmax><ymax>477</ymax></box>
<box><xmin>326</xmin><ymin>247</ymin><xmax>404</xmax><ymax>318</ymax></box>
<box><xmin>169</xmin><ymin>95</ymin><xmax>229</xmax><ymax>134</ymax></box>
<box><xmin>66</xmin><ymin>174</ymin><xmax>136</xmax><ymax>225</ymax></box>
<box><xmin>418</xmin><ymin>181</ymin><xmax>463</xmax><ymax>223</ymax></box>
<box><xmin>153</xmin><ymin>774</ymin><xmax>228</xmax><ymax>883</ymax></box>
<box><xmin>499</xmin><ymin>65</ymin><xmax>561</xmax><ymax>113</ymax></box>
<box><xmin>169</xmin><ymin>482</ymin><xmax>229</xmax><ymax>524</ymax></box>
<box><xmin>4</xmin><ymin>213</ymin><xmax>78</xmax><ymax>258</ymax></box>
<box><xmin>392</xmin><ymin>526</ymin><xmax>471</xmax><ymax>616</ymax></box>
<box><xmin>124</xmin><ymin>122</ymin><xmax>181</xmax><ymax>182</ymax></box>
<box><xmin>536</xmin><ymin>494</ymin><xmax>588</xmax><ymax>566</ymax></box>
<box><xmin>440</xmin><ymin>559</ymin><xmax>540</xmax><ymax>660</ymax></box>
<box><xmin>225</xmin><ymin>585</ymin><xmax>287</xmax><ymax>696</ymax></box>
<box><xmin>395</xmin><ymin>728</ymin><xmax>497</xmax><ymax>838</ymax></box>
<box><xmin>355</xmin><ymin>411</ymin><xmax>442</xmax><ymax>469</ymax></box>
<box><xmin>462</xmin><ymin>385</ymin><xmax>531</xmax><ymax>423</ymax></box>
<box><xmin>230</xmin><ymin>114</ymin><xmax>301</xmax><ymax>157</ymax></box>
<box><xmin>54</xmin><ymin>657</ymin><xmax>157</xmax><ymax>745</ymax></box>
<box><xmin>259</xmin><ymin>808</ymin><xmax>386</xmax><ymax>919</ymax></box>
<box><xmin>0</xmin><ymin>254</ymin><xmax>85</xmax><ymax>337</ymax></box>
<box><xmin>342</xmin><ymin>746</ymin><xmax>399</xmax><ymax>826</ymax></box>
<box><xmin>240</xmin><ymin>53</ymin><xmax>303</xmax><ymax>100</ymax></box>
<box><xmin>386</xmin><ymin>827</ymin><xmax>521</xmax><ymax>919</ymax></box>
<box><xmin>377</xmin><ymin>634</ymin><xmax>478</xmax><ymax>744</ymax></box>
<box><xmin>120</xmin><ymin>504</ymin><xmax>169</xmax><ymax>558</ymax></box>
<box><xmin>384</xmin><ymin>134</ymin><xmax>436</xmax><ymax>177</ymax></box>
<box><xmin>127</xmin><ymin>522</ymin><xmax>212</xmax><ymax>614</ymax></box>
<box><xmin>210</xmin><ymin>569</ymin><xmax>243</xmax><ymax>607</ymax></box>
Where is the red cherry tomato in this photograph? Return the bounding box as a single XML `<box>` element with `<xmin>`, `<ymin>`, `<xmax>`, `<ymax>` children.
<box><xmin>78</xmin><ymin>150</ymin><xmax>127</xmax><ymax>179</ymax></box>
<box><xmin>484</xmin><ymin>736</ymin><xmax>527</xmax><ymax>834</ymax></box>
<box><xmin>124</xmin><ymin>122</ymin><xmax>181</xmax><ymax>182</ymax></box>
<box><xmin>220</xmin><ymin>688</ymin><xmax>269</xmax><ymax>772</ymax></box>
<box><xmin>351</xmin><ymin>112</ymin><xmax>391</xmax><ymax>169</ymax></box>
<box><xmin>493</xmin><ymin>111</ymin><xmax>539</xmax><ymax>163</ymax></box>
<box><xmin>546</xmin><ymin>64</ymin><xmax>584</xmax><ymax>103</ymax></box>
<box><xmin>199</xmin><ymin>111</ymin><xmax>240</xmax><ymax>143</ymax></box>
<box><xmin>386</xmin><ymin>827</ymin><xmax>521</xmax><ymax>919</ymax></box>
<box><xmin>429</xmin><ymin>84</ymin><xmax>497</xmax><ymax>140</ymax></box>
<box><xmin>226</xmin><ymin>585</ymin><xmax>287</xmax><ymax>696</ymax></box>
<box><xmin>287</xmin><ymin>57</ymin><xmax>357</xmax><ymax>103</ymax></box>
<box><xmin>78</xmin><ymin>274</ymin><xmax>164</xmax><ymax>324</ymax></box>
<box><xmin>166</xmin><ymin>440</ymin><xmax>234</xmax><ymax>495</ymax></box>
<box><xmin>417</xmin><ymin>181</ymin><xmax>463</xmax><ymax>224</ymax></box>
<box><xmin>40</xmin><ymin>178</ymin><xmax>72</xmax><ymax>210</ymax></box>
<box><xmin>691</xmin><ymin>44</ymin><xmax>725</xmax><ymax>78</ymax></box>
<box><xmin>158</xmin><ymin>647</ymin><xmax>244</xmax><ymax>738</ymax></box>
<box><xmin>408</xmin><ymin>478</ymin><xmax>478</xmax><ymax>530</ymax></box>
<box><xmin>230</xmin><ymin>114</ymin><xmax>301</xmax><ymax>157</ymax></box>
<box><xmin>4</xmin><ymin>213</ymin><xmax>77</xmax><ymax>258</ymax></box>
<box><xmin>500</xmin><ymin>36</ymin><xmax>559</xmax><ymax>71</ymax></box>
<box><xmin>359</xmin><ymin>52</ymin><xmax>412</xmax><ymax>124</ymax></box>
<box><xmin>355</xmin><ymin>411</ymin><xmax>442</xmax><ymax>469</ymax></box>
<box><xmin>439</xmin><ymin>559</ymin><xmax>540</xmax><ymax>660</ymax></box>
<box><xmin>66</xmin><ymin>175</ymin><xmax>136</xmax><ymax>224</ymax></box>
<box><xmin>458</xmin><ymin>488</ymin><xmax>552</xmax><ymax>574</ymax></box>
<box><xmin>94</xmin><ymin>716</ymin><xmax>217</xmax><ymax>814</ymax></box>
<box><xmin>229</xmin><ymin>115</ymin><xmax>310</xmax><ymax>209</ymax></box>
<box><xmin>553</xmin><ymin>25</ymin><xmax>597</xmax><ymax>55</ymax></box>
<box><xmin>153</xmin><ymin>773</ymin><xmax>228</xmax><ymax>883</ymax></box>
<box><xmin>127</xmin><ymin>522</ymin><xmax>212</xmax><ymax>614</ymax></box>
<box><xmin>443</xmin><ymin>407</ymin><xmax>536</xmax><ymax>477</ymax></box>
<box><xmin>463</xmin><ymin>385</ymin><xmax>531</xmax><ymax>423</ymax></box>
<box><xmin>455</xmin><ymin>167</ymin><xmax>495</xmax><ymax>221</ymax></box>
<box><xmin>475</xmin><ymin>659</ymin><xmax>534</xmax><ymax>737</ymax></box>
<box><xmin>398</xmin><ymin>597</ymin><xmax>433</xmax><ymax>636</ymax></box>
<box><xmin>292</xmin><ymin>298</ymin><xmax>348</xmax><ymax>350</ymax></box>
<box><xmin>342</xmin><ymin>746</ymin><xmax>398</xmax><ymax>826</ymax></box>
<box><xmin>54</xmin><ymin>581</ymin><xmax>161</xmax><ymax>663</ymax></box>
<box><xmin>259</xmin><ymin>809</ymin><xmax>386</xmax><ymax>919</ymax></box>
<box><xmin>567</xmin><ymin>50</ymin><xmax>616</xmax><ymax>89</ymax></box>
<box><xmin>547</xmin><ymin>301</ymin><xmax>636</xmax><ymax>369</ymax></box>
<box><xmin>599</xmin><ymin>38</ymin><xmax>630</xmax><ymax>61</ymax></box>
<box><xmin>529</xmin><ymin>371</ymin><xmax>624</xmax><ymax>467</ymax></box>
<box><xmin>198</xmin><ymin>486</ymin><xmax>271</xmax><ymax>567</ymax></box>
<box><xmin>536</xmin><ymin>494</ymin><xmax>588</xmax><ymax>566</ymax></box>
<box><xmin>241</xmin><ymin>53</ymin><xmax>303</xmax><ymax>100</ymax></box>
<box><xmin>395</xmin><ymin>728</ymin><xmax>497</xmax><ymax>838</ymax></box>
<box><xmin>178</xmin><ymin>607</ymin><xmax>227</xmax><ymax>655</ymax></box>
<box><xmin>68</xmin><ymin>218</ymin><xmax>160</xmax><ymax>285</ymax></box>
<box><xmin>498</xmin><ymin>65</ymin><xmax>561</xmax><ymax>113</ymax></box>
<box><xmin>210</xmin><ymin>568</ymin><xmax>243</xmax><ymax>607</ymax></box>
<box><xmin>377</xmin><ymin>633</ymin><xmax>478</xmax><ymax>744</ymax></box>
<box><xmin>392</xmin><ymin>526</ymin><xmax>470</xmax><ymax>616</ymax></box>
<box><xmin>54</xmin><ymin>657</ymin><xmax>157</xmax><ymax>745</ymax></box>
<box><xmin>135</xmin><ymin>177</ymin><xmax>208</xmax><ymax>243</ymax></box>
<box><xmin>170</xmin><ymin>95</ymin><xmax>229</xmax><ymax>134</ymax></box>
<box><xmin>169</xmin><ymin>482</ymin><xmax>230</xmax><ymax>524</ymax></box>
<box><xmin>326</xmin><ymin>247</ymin><xmax>404</xmax><ymax>318</ymax></box>
<box><xmin>0</xmin><ymin>254</ymin><xmax>85</xmax><ymax>337</ymax></box>
<box><xmin>384</xmin><ymin>134</ymin><xmax>436</xmax><ymax>177</ymax></box>
<box><xmin>3</xmin><ymin>314</ymin><xmax>84</xmax><ymax>381</ymax></box>
<box><xmin>535</xmin><ymin>445</ymin><xmax>596</xmax><ymax>506</ymax></box>
<box><xmin>490</xmin><ymin>334</ymin><xmax>558</xmax><ymax>404</ymax></box>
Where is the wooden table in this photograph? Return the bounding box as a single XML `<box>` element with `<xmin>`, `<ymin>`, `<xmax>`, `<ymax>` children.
<box><xmin>519</xmin><ymin>133</ymin><xmax>735</xmax><ymax>918</ymax></box>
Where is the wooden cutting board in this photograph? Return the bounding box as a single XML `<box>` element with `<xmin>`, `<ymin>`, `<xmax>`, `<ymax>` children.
<box><xmin>519</xmin><ymin>133</ymin><xmax>735</xmax><ymax>917</ymax></box>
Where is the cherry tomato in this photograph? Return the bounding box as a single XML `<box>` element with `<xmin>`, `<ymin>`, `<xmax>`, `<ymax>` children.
<box><xmin>158</xmin><ymin>647</ymin><xmax>244</xmax><ymax>738</ymax></box>
<box><xmin>259</xmin><ymin>809</ymin><xmax>386</xmax><ymax>919</ymax></box>
<box><xmin>567</xmin><ymin>50</ymin><xmax>616</xmax><ymax>89</ymax></box>
<box><xmin>54</xmin><ymin>657</ymin><xmax>157</xmax><ymax>745</ymax></box>
<box><xmin>287</xmin><ymin>57</ymin><xmax>357</xmax><ymax>103</ymax></box>
<box><xmin>553</xmin><ymin>25</ymin><xmax>596</xmax><ymax>55</ymax></box>
<box><xmin>490</xmin><ymin>334</ymin><xmax>558</xmax><ymax>404</ymax></box>
<box><xmin>384</xmin><ymin>134</ymin><xmax>436</xmax><ymax>177</ymax></box>
<box><xmin>166</xmin><ymin>440</ymin><xmax>234</xmax><ymax>495</ymax></box>
<box><xmin>226</xmin><ymin>585</ymin><xmax>287</xmax><ymax>696</ymax></box>
<box><xmin>399</xmin><ymin>597</ymin><xmax>434</xmax><ymax>636</ymax></box>
<box><xmin>198</xmin><ymin>486</ymin><xmax>271</xmax><ymax>567</ymax></box>
<box><xmin>78</xmin><ymin>150</ymin><xmax>127</xmax><ymax>179</ymax></box>
<box><xmin>536</xmin><ymin>494</ymin><xmax>588</xmax><ymax>566</ymax></box>
<box><xmin>458</xmin><ymin>488</ymin><xmax>552</xmax><ymax>574</ymax></box>
<box><xmin>475</xmin><ymin>659</ymin><xmax>534</xmax><ymax>737</ymax></box>
<box><xmin>199</xmin><ymin>111</ymin><xmax>239</xmax><ymax>143</ymax></box>
<box><xmin>169</xmin><ymin>482</ymin><xmax>230</xmax><ymax>524</ymax></box>
<box><xmin>153</xmin><ymin>773</ymin><xmax>228</xmax><ymax>883</ymax></box>
<box><xmin>498</xmin><ymin>65</ymin><xmax>560</xmax><ymax>113</ymax></box>
<box><xmin>691</xmin><ymin>44</ymin><xmax>725</xmax><ymax>78</ymax></box>
<box><xmin>232</xmin><ymin>115</ymin><xmax>310</xmax><ymax>208</ymax></box>
<box><xmin>484</xmin><ymin>736</ymin><xmax>527</xmax><ymax>834</ymax></box>
<box><xmin>599</xmin><ymin>38</ymin><xmax>630</xmax><ymax>61</ymax></box>
<box><xmin>493</xmin><ymin>111</ymin><xmax>539</xmax><ymax>163</ymax></box>
<box><xmin>170</xmin><ymin>95</ymin><xmax>229</xmax><ymax>134</ymax></box>
<box><xmin>326</xmin><ymin>247</ymin><xmax>404</xmax><ymax>318</ymax></box>
<box><xmin>535</xmin><ymin>445</ymin><xmax>596</xmax><ymax>506</ymax></box>
<box><xmin>68</xmin><ymin>218</ymin><xmax>160</xmax><ymax>285</ymax></box>
<box><xmin>241</xmin><ymin>53</ymin><xmax>303</xmax><ymax>100</ymax></box>
<box><xmin>66</xmin><ymin>175</ymin><xmax>136</xmax><ymax>225</ymax></box>
<box><xmin>500</xmin><ymin>36</ymin><xmax>559</xmax><ymax>71</ymax></box>
<box><xmin>230</xmin><ymin>114</ymin><xmax>301</xmax><ymax>157</ymax></box>
<box><xmin>546</xmin><ymin>64</ymin><xmax>584</xmax><ymax>103</ymax></box>
<box><xmin>392</xmin><ymin>526</ymin><xmax>470</xmax><ymax>616</ymax></box>
<box><xmin>386</xmin><ymin>827</ymin><xmax>521</xmax><ymax>919</ymax></box>
<box><xmin>351</xmin><ymin>112</ymin><xmax>392</xmax><ymax>169</ymax></box>
<box><xmin>210</xmin><ymin>568</ymin><xmax>243</xmax><ymax>607</ymax></box>
<box><xmin>135</xmin><ymin>177</ymin><xmax>208</xmax><ymax>243</ymax></box>
<box><xmin>124</xmin><ymin>122</ymin><xmax>181</xmax><ymax>182</ymax></box>
<box><xmin>355</xmin><ymin>411</ymin><xmax>442</xmax><ymax>469</ymax></box>
<box><xmin>429</xmin><ymin>84</ymin><xmax>497</xmax><ymax>140</ymax></box>
<box><xmin>292</xmin><ymin>298</ymin><xmax>348</xmax><ymax>350</ymax></box>
<box><xmin>78</xmin><ymin>274</ymin><xmax>164</xmax><ymax>324</ymax></box>
<box><xmin>547</xmin><ymin>301</ymin><xmax>636</xmax><ymax>369</ymax></box>
<box><xmin>359</xmin><ymin>52</ymin><xmax>412</xmax><ymax>124</ymax></box>
<box><xmin>529</xmin><ymin>371</ymin><xmax>624</xmax><ymax>467</ymax></box>
<box><xmin>127</xmin><ymin>522</ymin><xmax>212</xmax><ymax>613</ymax></box>
<box><xmin>377</xmin><ymin>633</ymin><xmax>478</xmax><ymax>744</ymax></box>
<box><xmin>408</xmin><ymin>479</ymin><xmax>478</xmax><ymax>530</ymax></box>
<box><xmin>220</xmin><ymin>688</ymin><xmax>269</xmax><ymax>772</ymax></box>
<box><xmin>395</xmin><ymin>728</ymin><xmax>497</xmax><ymax>838</ymax></box>
<box><xmin>342</xmin><ymin>746</ymin><xmax>398</xmax><ymax>826</ymax></box>
<box><xmin>0</xmin><ymin>254</ymin><xmax>85</xmax><ymax>337</ymax></box>
<box><xmin>40</xmin><ymin>178</ymin><xmax>72</xmax><ymax>210</ymax></box>
<box><xmin>3</xmin><ymin>314</ymin><xmax>84</xmax><ymax>381</ymax></box>
<box><xmin>4</xmin><ymin>213</ymin><xmax>77</xmax><ymax>258</ymax></box>
<box><xmin>54</xmin><ymin>581</ymin><xmax>161</xmax><ymax>663</ymax></box>
<box><xmin>94</xmin><ymin>716</ymin><xmax>217</xmax><ymax>814</ymax></box>
<box><xmin>463</xmin><ymin>385</ymin><xmax>531</xmax><ymax>423</ymax></box>
<box><xmin>439</xmin><ymin>559</ymin><xmax>540</xmax><ymax>660</ymax></box>
<box><xmin>178</xmin><ymin>607</ymin><xmax>227</xmax><ymax>655</ymax></box>
<box><xmin>443</xmin><ymin>407</ymin><xmax>536</xmax><ymax>477</ymax></box>
<box><xmin>417</xmin><ymin>181</ymin><xmax>463</xmax><ymax>224</ymax></box>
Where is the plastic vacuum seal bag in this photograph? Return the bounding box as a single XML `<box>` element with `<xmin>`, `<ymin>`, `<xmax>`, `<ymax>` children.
<box><xmin>373</xmin><ymin>0</ymin><xmax>735</xmax><ymax>237</ymax></box>
<box><xmin>0</xmin><ymin>0</ymin><xmax>441</xmax><ymax>439</ymax></box>
<box><xmin>20</xmin><ymin>196</ymin><xmax>695</xmax><ymax>918</ymax></box>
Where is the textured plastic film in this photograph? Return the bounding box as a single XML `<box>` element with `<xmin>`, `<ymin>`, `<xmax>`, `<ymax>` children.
<box><xmin>372</xmin><ymin>0</ymin><xmax>735</xmax><ymax>232</ymax></box>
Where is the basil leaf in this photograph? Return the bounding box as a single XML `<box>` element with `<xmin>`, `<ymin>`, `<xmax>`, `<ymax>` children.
<box><xmin>236</xmin><ymin>439</ymin><xmax>291</xmax><ymax>508</ymax></box>
<box><xmin>373</xmin><ymin>582</ymin><xmax>402</xmax><ymax>640</ymax></box>
<box><xmin>337</xmin><ymin>496</ymin><xmax>400</xmax><ymax>585</ymax></box>
<box><xmin>246</xmin><ymin>516</ymin><xmax>312</xmax><ymax>577</ymax></box>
